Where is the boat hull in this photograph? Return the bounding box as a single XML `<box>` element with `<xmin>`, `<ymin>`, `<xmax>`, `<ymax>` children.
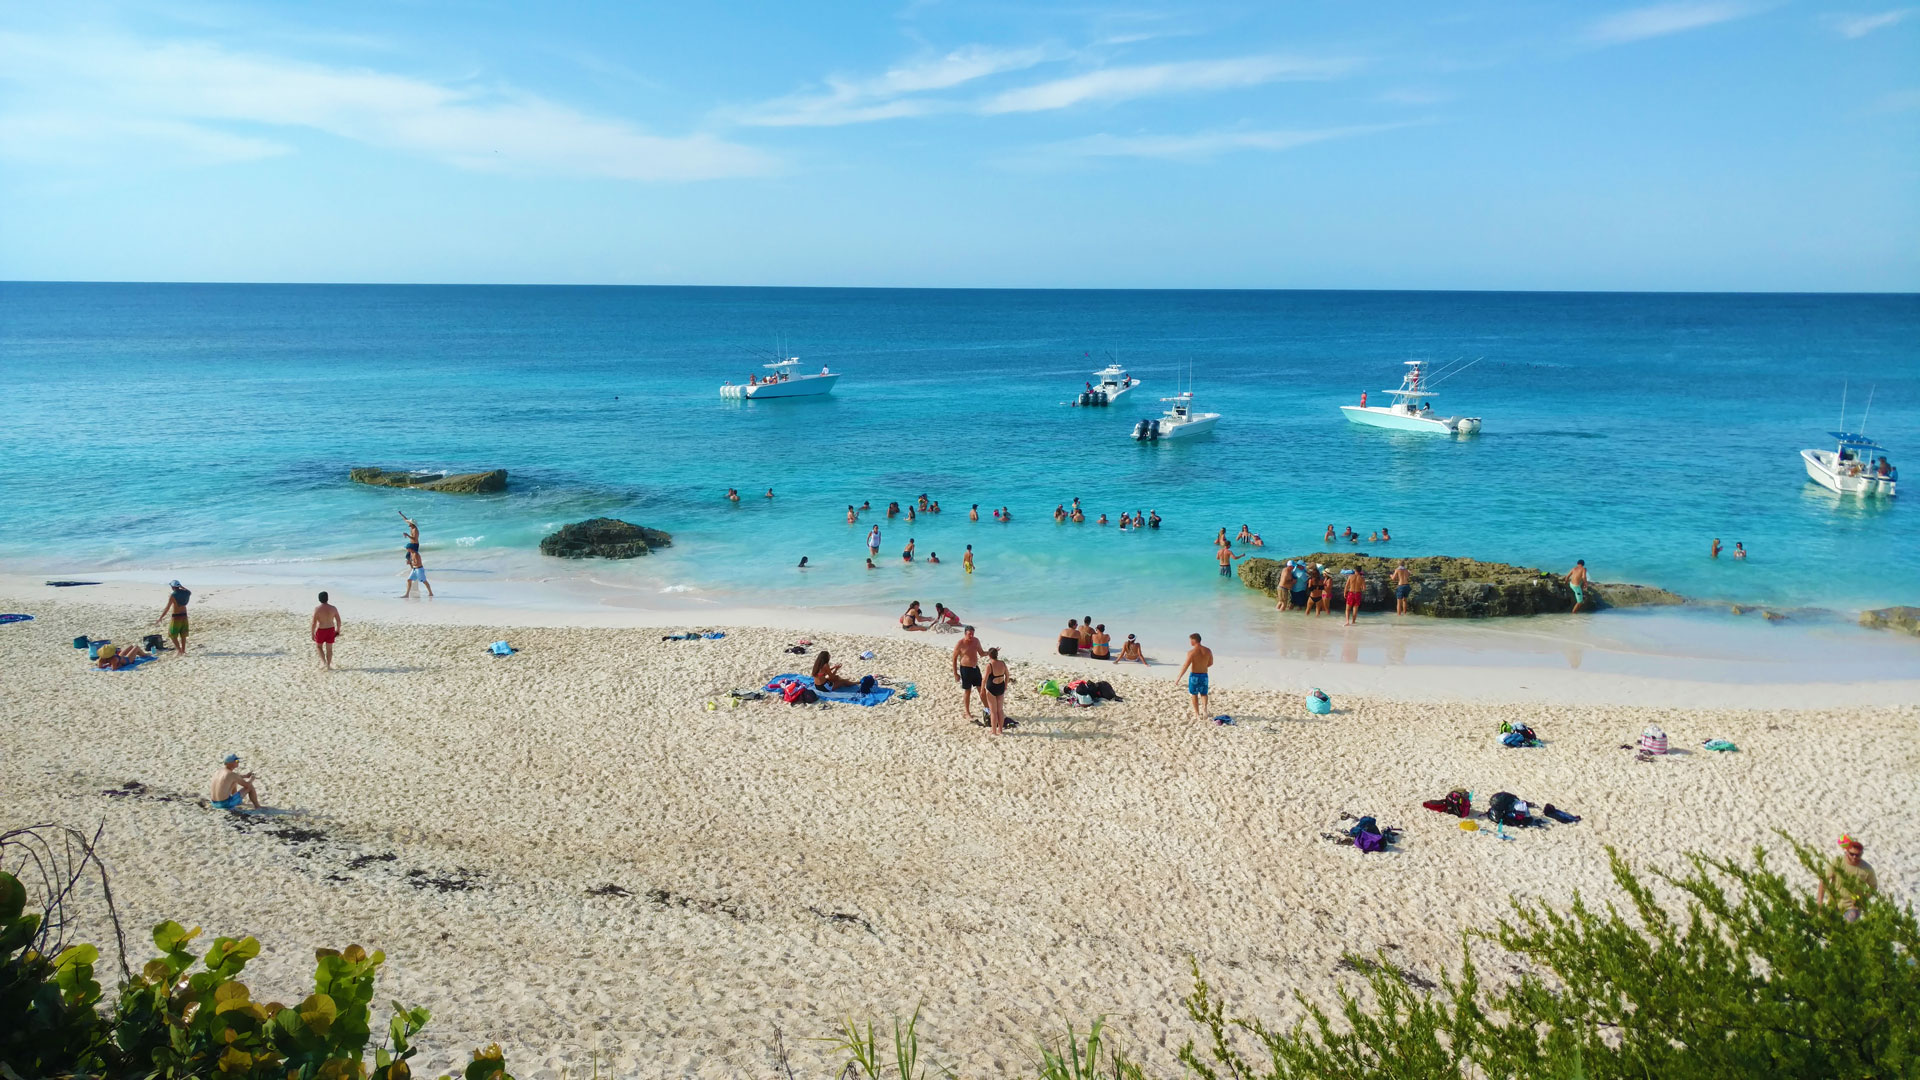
<box><xmin>1341</xmin><ymin>405</ymin><xmax>1480</xmax><ymax>435</ymax></box>
<box><xmin>1134</xmin><ymin>413</ymin><xmax>1220</xmax><ymax>440</ymax></box>
<box><xmin>1802</xmin><ymin>449</ymin><xmax>1896</xmax><ymax>497</ymax></box>
<box><xmin>720</xmin><ymin>373</ymin><xmax>839</xmax><ymax>399</ymax></box>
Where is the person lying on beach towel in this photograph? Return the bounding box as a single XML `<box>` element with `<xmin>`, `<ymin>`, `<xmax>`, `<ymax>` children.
<box><xmin>94</xmin><ymin>643</ymin><xmax>154</xmax><ymax>670</ymax></box>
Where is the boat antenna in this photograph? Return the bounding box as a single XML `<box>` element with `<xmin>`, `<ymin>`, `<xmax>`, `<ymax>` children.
<box><xmin>1427</xmin><ymin>356</ymin><xmax>1484</xmax><ymax>388</ymax></box>
<box><xmin>1839</xmin><ymin>380</ymin><xmax>1848</xmax><ymax>430</ymax></box>
<box><xmin>1859</xmin><ymin>385</ymin><xmax>1875</xmax><ymax>436</ymax></box>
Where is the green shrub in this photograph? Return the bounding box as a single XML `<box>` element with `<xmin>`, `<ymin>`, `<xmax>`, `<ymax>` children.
<box><xmin>0</xmin><ymin>870</ymin><xmax>114</xmax><ymax>1075</ymax></box>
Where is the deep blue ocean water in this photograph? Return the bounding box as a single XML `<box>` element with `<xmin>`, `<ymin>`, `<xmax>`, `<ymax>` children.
<box><xmin>2</xmin><ymin>283</ymin><xmax>1915</xmax><ymax>633</ymax></box>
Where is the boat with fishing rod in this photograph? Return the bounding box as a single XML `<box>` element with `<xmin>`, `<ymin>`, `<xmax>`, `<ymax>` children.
<box><xmin>1340</xmin><ymin>358</ymin><xmax>1483</xmax><ymax>435</ymax></box>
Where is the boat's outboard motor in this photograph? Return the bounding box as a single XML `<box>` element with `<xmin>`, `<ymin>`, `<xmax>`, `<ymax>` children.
<box><xmin>1094</xmin><ymin>390</ymin><xmax>1108</xmax><ymax>405</ymax></box>
<box><xmin>1132</xmin><ymin>419</ymin><xmax>1150</xmax><ymax>440</ymax></box>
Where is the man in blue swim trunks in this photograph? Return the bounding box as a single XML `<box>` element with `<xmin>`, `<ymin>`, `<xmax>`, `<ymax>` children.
<box><xmin>1568</xmin><ymin>559</ymin><xmax>1589</xmax><ymax>613</ymax></box>
<box><xmin>206</xmin><ymin>753</ymin><xmax>262</xmax><ymax>810</ymax></box>
<box><xmin>1175</xmin><ymin>632</ymin><xmax>1214</xmax><ymax>721</ymax></box>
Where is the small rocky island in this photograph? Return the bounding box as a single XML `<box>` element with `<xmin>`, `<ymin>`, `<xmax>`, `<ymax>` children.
<box><xmin>540</xmin><ymin>518</ymin><xmax>673</xmax><ymax>559</ymax></box>
<box><xmin>1238</xmin><ymin>554</ymin><xmax>1686</xmax><ymax>618</ymax></box>
<box><xmin>350</xmin><ymin>467</ymin><xmax>508</xmax><ymax>494</ymax></box>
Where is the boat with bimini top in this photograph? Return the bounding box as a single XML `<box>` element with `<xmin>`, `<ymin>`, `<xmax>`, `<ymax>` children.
<box><xmin>1340</xmin><ymin>359</ymin><xmax>1482</xmax><ymax>435</ymax></box>
<box><xmin>1133</xmin><ymin>392</ymin><xmax>1219</xmax><ymax>441</ymax></box>
<box><xmin>1803</xmin><ymin>433</ymin><xmax>1897</xmax><ymax>497</ymax></box>
<box><xmin>1074</xmin><ymin>362</ymin><xmax>1141</xmax><ymax>406</ymax></box>
<box><xmin>720</xmin><ymin>357</ymin><xmax>839</xmax><ymax>399</ymax></box>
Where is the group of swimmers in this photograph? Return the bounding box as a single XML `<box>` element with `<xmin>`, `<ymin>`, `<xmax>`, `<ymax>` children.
<box><xmin>1055</xmin><ymin>617</ymin><xmax>1147</xmax><ymax>664</ymax></box>
<box><xmin>1324</xmin><ymin>524</ymin><xmax>1391</xmax><ymax>544</ymax></box>
<box><xmin>1710</xmin><ymin>538</ymin><xmax>1748</xmax><ymax>560</ymax></box>
<box><xmin>1053</xmin><ymin>498</ymin><xmax>1162</xmax><ymax>530</ymax></box>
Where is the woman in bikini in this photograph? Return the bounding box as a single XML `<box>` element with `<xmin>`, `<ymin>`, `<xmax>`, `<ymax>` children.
<box><xmin>811</xmin><ymin>650</ymin><xmax>847</xmax><ymax>691</ymax></box>
<box><xmin>1309</xmin><ymin>567</ymin><xmax>1328</xmax><ymax>616</ymax></box>
<box><xmin>982</xmin><ymin>647</ymin><xmax>1010</xmax><ymax>734</ymax></box>
<box><xmin>1090</xmin><ymin>624</ymin><xmax>1111</xmax><ymax>659</ymax></box>
<box><xmin>900</xmin><ymin>601</ymin><xmax>929</xmax><ymax>630</ymax></box>
<box><xmin>1116</xmin><ymin>635</ymin><xmax>1145</xmax><ymax>663</ymax></box>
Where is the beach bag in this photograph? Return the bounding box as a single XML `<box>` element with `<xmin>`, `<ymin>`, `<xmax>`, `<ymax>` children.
<box><xmin>1487</xmin><ymin>792</ymin><xmax>1530</xmax><ymax>827</ymax></box>
<box><xmin>1639</xmin><ymin>725</ymin><xmax>1668</xmax><ymax>755</ymax></box>
<box><xmin>1038</xmin><ymin>679</ymin><xmax>1062</xmax><ymax>698</ymax></box>
<box><xmin>1072</xmin><ymin>687</ymin><xmax>1095</xmax><ymax>706</ymax></box>
<box><xmin>1422</xmin><ymin>789</ymin><xmax>1472</xmax><ymax>818</ymax></box>
<box><xmin>781</xmin><ymin>682</ymin><xmax>806</xmax><ymax>704</ymax></box>
<box><xmin>859</xmin><ymin>675</ymin><xmax>877</xmax><ymax>695</ymax></box>
<box><xmin>1092</xmin><ymin>680</ymin><xmax>1118</xmax><ymax>701</ymax></box>
<box><xmin>1306</xmin><ymin>688</ymin><xmax>1332</xmax><ymax>715</ymax></box>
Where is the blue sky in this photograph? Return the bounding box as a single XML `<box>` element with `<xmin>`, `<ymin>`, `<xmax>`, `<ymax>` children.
<box><xmin>1</xmin><ymin>1</ymin><xmax>1915</xmax><ymax>290</ymax></box>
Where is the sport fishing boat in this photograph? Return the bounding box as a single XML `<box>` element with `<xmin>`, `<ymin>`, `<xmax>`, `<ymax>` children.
<box><xmin>1074</xmin><ymin>363</ymin><xmax>1141</xmax><ymax>406</ymax></box>
<box><xmin>719</xmin><ymin>358</ymin><xmax>840</xmax><ymax>400</ymax></box>
<box><xmin>1802</xmin><ymin>433</ymin><xmax>1897</xmax><ymax>497</ymax></box>
<box><xmin>1132</xmin><ymin>392</ymin><xmax>1219</xmax><ymax>441</ymax></box>
<box><xmin>1339</xmin><ymin>360</ymin><xmax>1482</xmax><ymax>435</ymax></box>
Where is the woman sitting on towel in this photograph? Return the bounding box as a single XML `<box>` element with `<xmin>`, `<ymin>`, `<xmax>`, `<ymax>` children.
<box><xmin>811</xmin><ymin>651</ymin><xmax>848</xmax><ymax>691</ymax></box>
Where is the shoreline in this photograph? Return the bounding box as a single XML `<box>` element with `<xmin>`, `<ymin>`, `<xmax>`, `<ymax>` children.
<box><xmin>7</xmin><ymin>559</ymin><xmax>1918</xmax><ymax>708</ymax></box>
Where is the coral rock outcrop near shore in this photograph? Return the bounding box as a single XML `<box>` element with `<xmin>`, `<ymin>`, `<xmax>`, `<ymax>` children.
<box><xmin>1238</xmin><ymin>554</ymin><xmax>1687</xmax><ymax>618</ymax></box>
<box><xmin>540</xmin><ymin>518</ymin><xmax>673</xmax><ymax>559</ymax></box>
<box><xmin>349</xmin><ymin>468</ymin><xmax>508</xmax><ymax>494</ymax></box>
<box><xmin>1860</xmin><ymin>606</ymin><xmax>1920</xmax><ymax>637</ymax></box>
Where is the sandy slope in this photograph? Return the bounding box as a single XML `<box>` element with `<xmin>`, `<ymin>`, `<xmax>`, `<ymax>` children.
<box><xmin>1</xmin><ymin>596</ymin><xmax>1913</xmax><ymax>1078</ymax></box>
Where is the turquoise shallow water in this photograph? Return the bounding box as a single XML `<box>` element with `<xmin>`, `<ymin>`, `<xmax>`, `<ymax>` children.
<box><xmin>2</xmin><ymin>283</ymin><xmax>1915</xmax><ymax>639</ymax></box>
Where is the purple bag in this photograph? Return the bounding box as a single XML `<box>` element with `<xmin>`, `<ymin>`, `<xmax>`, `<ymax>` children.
<box><xmin>1355</xmin><ymin>830</ymin><xmax>1386</xmax><ymax>853</ymax></box>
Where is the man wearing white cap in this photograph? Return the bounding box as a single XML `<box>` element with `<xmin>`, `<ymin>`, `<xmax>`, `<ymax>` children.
<box><xmin>207</xmin><ymin>753</ymin><xmax>261</xmax><ymax>810</ymax></box>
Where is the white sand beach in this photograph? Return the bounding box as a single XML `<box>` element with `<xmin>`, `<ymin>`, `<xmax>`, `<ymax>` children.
<box><xmin>2</xmin><ymin>584</ymin><xmax>1915</xmax><ymax>1078</ymax></box>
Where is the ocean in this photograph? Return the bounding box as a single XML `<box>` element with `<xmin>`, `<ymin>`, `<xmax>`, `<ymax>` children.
<box><xmin>3</xmin><ymin>282</ymin><xmax>1915</xmax><ymax>665</ymax></box>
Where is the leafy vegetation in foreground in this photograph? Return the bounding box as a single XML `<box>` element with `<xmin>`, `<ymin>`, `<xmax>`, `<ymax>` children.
<box><xmin>6</xmin><ymin>836</ymin><xmax>1914</xmax><ymax>1078</ymax></box>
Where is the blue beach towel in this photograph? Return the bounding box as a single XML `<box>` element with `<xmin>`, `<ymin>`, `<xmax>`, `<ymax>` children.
<box><xmin>0</xmin><ymin>614</ymin><xmax>32</xmax><ymax>624</ymax></box>
<box><xmin>763</xmin><ymin>674</ymin><xmax>895</xmax><ymax>707</ymax></box>
<box><xmin>94</xmin><ymin>655</ymin><xmax>156</xmax><ymax>671</ymax></box>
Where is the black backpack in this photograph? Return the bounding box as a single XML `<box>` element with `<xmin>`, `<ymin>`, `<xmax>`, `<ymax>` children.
<box><xmin>1092</xmin><ymin>680</ymin><xmax>1118</xmax><ymax>700</ymax></box>
<box><xmin>1487</xmin><ymin>792</ymin><xmax>1529</xmax><ymax>827</ymax></box>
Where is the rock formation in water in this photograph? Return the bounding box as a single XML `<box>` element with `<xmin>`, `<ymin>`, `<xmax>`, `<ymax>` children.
<box><xmin>1860</xmin><ymin>606</ymin><xmax>1920</xmax><ymax>637</ymax></box>
<box><xmin>540</xmin><ymin>518</ymin><xmax>673</xmax><ymax>559</ymax></box>
<box><xmin>1237</xmin><ymin>553</ymin><xmax>1687</xmax><ymax>618</ymax></box>
<box><xmin>349</xmin><ymin>468</ymin><xmax>508</xmax><ymax>494</ymax></box>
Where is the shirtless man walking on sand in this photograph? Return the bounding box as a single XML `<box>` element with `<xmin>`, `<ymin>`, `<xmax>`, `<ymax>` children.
<box><xmin>310</xmin><ymin>591</ymin><xmax>341</xmax><ymax>670</ymax></box>
<box><xmin>1567</xmin><ymin>559</ymin><xmax>1589</xmax><ymax>613</ymax></box>
<box><xmin>951</xmin><ymin>625</ymin><xmax>984</xmax><ymax>719</ymax></box>
<box><xmin>1175</xmin><ymin>633</ymin><xmax>1215</xmax><ymax>721</ymax></box>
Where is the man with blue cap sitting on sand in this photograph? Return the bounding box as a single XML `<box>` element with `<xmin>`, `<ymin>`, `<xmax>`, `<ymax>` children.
<box><xmin>207</xmin><ymin>753</ymin><xmax>263</xmax><ymax>811</ymax></box>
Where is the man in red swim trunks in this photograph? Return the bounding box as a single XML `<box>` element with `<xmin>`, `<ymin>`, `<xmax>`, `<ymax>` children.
<box><xmin>310</xmin><ymin>590</ymin><xmax>342</xmax><ymax>670</ymax></box>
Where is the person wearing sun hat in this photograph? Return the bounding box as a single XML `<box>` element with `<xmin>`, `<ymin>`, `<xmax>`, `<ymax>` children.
<box><xmin>1818</xmin><ymin>834</ymin><xmax>1878</xmax><ymax>920</ymax></box>
<box><xmin>206</xmin><ymin>753</ymin><xmax>262</xmax><ymax>811</ymax></box>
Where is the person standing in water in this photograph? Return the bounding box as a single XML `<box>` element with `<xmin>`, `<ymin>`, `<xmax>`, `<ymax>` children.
<box><xmin>970</xmin><ymin>504</ymin><xmax>980</xmax><ymax>521</ymax></box>
<box><xmin>1391</xmin><ymin>561</ymin><xmax>1413</xmax><ymax>615</ymax></box>
<box><xmin>1711</xmin><ymin>538</ymin><xmax>1722</xmax><ymax>559</ymax></box>
<box><xmin>1215</xmin><ymin>544</ymin><xmax>1245</xmax><ymax>578</ymax></box>
<box><xmin>156</xmin><ymin>580</ymin><xmax>191</xmax><ymax>656</ymax></box>
<box><xmin>867</xmin><ymin>525</ymin><xmax>881</xmax><ymax>559</ymax></box>
<box><xmin>951</xmin><ymin>625</ymin><xmax>984</xmax><ymax>719</ymax></box>
<box><xmin>963</xmin><ymin>544</ymin><xmax>974</xmax><ymax>574</ymax></box>
<box><xmin>1567</xmin><ymin>559</ymin><xmax>1589</xmax><ymax>612</ymax></box>
<box><xmin>1175</xmin><ymin>633</ymin><xmax>1214</xmax><ymax>721</ymax></box>
<box><xmin>310</xmin><ymin>591</ymin><xmax>341</xmax><ymax>670</ymax></box>
<box><xmin>1343</xmin><ymin>566</ymin><xmax>1366</xmax><ymax>626</ymax></box>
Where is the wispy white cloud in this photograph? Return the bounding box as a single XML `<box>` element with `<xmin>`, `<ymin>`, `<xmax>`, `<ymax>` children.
<box><xmin>980</xmin><ymin>54</ymin><xmax>1358</xmax><ymax>114</ymax></box>
<box><xmin>732</xmin><ymin>45</ymin><xmax>1050</xmax><ymax>127</ymax></box>
<box><xmin>1044</xmin><ymin>123</ymin><xmax>1402</xmax><ymax>161</ymax></box>
<box><xmin>1585</xmin><ymin>2</ymin><xmax>1758</xmax><ymax>44</ymax></box>
<box><xmin>1378</xmin><ymin>87</ymin><xmax>1453</xmax><ymax>106</ymax></box>
<box><xmin>1831</xmin><ymin>8</ymin><xmax>1915</xmax><ymax>37</ymax></box>
<box><xmin>0</xmin><ymin>31</ymin><xmax>774</xmax><ymax>180</ymax></box>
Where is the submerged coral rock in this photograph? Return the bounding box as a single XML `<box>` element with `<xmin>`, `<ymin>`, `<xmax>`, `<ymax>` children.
<box><xmin>540</xmin><ymin>519</ymin><xmax>673</xmax><ymax>559</ymax></box>
<box><xmin>350</xmin><ymin>468</ymin><xmax>508</xmax><ymax>494</ymax></box>
<box><xmin>1860</xmin><ymin>607</ymin><xmax>1920</xmax><ymax>637</ymax></box>
<box><xmin>1238</xmin><ymin>554</ymin><xmax>1687</xmax><ymax>618</ymax></box>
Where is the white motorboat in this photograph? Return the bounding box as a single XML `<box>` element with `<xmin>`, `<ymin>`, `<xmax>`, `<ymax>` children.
<box><xmin>1132</xmin><ymin>392</ymin><xmax>1219</xmax><ymax>441</ymax></box>
<box><xmin>1802</xmin><ymin>433</ymin><xmax>1897</xmax><ymax>497</ymax></box>
<box><xmin>720</xmin><ymin>358</ymin><xmax>840</xmax><ymax>399</ymax></box>
<box><xmin>1339</xmin><ymin>360</ymin><xmax>1482</xmax><ymax>435</ymax></box>
<box><xmin>1073</xmin><ymin>363</ymin><xmax>1142</xmax><ymax>406</ymax></box>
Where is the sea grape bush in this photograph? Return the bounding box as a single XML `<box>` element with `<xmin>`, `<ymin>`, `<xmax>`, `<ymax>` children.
<box><xmin>0</xmin><ymin>877</ymin><xmax>512</xmax><ymax>1080</ymax></box>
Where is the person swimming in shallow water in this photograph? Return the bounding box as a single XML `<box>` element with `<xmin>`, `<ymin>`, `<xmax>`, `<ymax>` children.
<box><xmin>902</xmin><ymin>538</ymin><xmax>915</xmax><ymax>562</ymax></box>
<box><xmin>928</xmin><ymin>551</ymin><xmax>940</xmax><ymax>564</ymax></box>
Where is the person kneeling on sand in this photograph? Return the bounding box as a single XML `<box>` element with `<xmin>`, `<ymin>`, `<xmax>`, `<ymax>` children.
<box><xmin>207</xmin><ymin>753</ymin><xmax>262</xmax><ymax>811</ymax></box>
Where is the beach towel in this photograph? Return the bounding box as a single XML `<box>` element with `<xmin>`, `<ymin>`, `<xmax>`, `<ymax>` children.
<box><xmin>94</xmin><ymin>655</ymin><xmax>156</xmax><ymax>671</ymax></box>
<box><xmin>1702</xmin><ymin>739</ymin><xmax>1738</xmax><ymax>752</ymax></box>
<box><xmin>488</xmin><ymin>641</ymin><xmax>516</xmax><ymax>656</ymax></box>
<box><xmin>0</xmin><ymin>614</ymin><xmax>32</xmax><ymax>625</ymax></box>
<box><xmin>764</xmin><ymin>674</ymin><xmax>895</xmax><ymax>707</ymax></box>
<box><xmin>45</xmin><ymin>581</ymin><xmax>100</xmax><ymax>587</ymax></box>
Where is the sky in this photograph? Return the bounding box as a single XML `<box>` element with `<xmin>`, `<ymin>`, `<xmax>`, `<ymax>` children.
<box><xmin>0</xmin><ymin>1</ymin><xmax>1915</xmax><ymax>290</ymax></box>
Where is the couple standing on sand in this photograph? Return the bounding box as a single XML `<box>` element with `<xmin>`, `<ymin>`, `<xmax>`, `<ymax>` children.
<box><xmin>951</xmin><ymin>627</ymin><xmax>1012</xmax><ymax>734</ymax></box>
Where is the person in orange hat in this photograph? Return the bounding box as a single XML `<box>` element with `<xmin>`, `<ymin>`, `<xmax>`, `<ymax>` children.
<box><xmin>1817</xmin><ymin>835</ymin><xmax>1878</xmax><ymax>920</ymax></box>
